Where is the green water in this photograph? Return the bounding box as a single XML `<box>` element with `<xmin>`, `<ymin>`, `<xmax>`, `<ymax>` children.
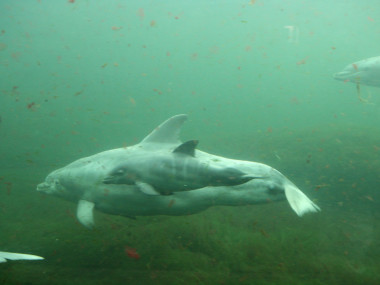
<box><xmin>1</xmin><ymin>0</ymin><xmax>379</xmax><ymax>284</ymax></box>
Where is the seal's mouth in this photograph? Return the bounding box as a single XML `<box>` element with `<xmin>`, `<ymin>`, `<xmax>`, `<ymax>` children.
<box><xmin>37</xmin><ymin>182</ymin><xmax>50</xmax><ymax>192</ymax></box>
<box><xmin>333</xmin><ymin>72</ymin><xmax>341</xmax><ymax>79</ymax></box>
<box><xmin>333</xmin><ymin>70</ymin><xmax>363</xmax><ymax>81</ymax></box>
<box><xmin>103</xmin><ymin>176</ymin><xmax>117</xmax><ymax>184</ymax></box>
<box><xmin>333</xmin><ymin>72</ymin><xmax>351</xmax><ymax>80</ymax></box>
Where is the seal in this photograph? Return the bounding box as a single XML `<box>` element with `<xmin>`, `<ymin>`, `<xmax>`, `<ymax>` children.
<box><xmin>37</xmin><ymin>114</ymin><xmax>320</xmax><ymax>228</ymax></box>
<box><xmin>333</xmin><ymin>56</ymin><xmax>380</xmax><ymax>87</ymax></box>
<box><xmin>103</xmin><ymin>139</ymin><xmax>258</xmax><ymax>195</ymax></box>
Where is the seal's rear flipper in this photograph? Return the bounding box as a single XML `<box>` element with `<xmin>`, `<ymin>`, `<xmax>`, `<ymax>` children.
<box><xmin>284</xmin><ymin>184</ymin><xmax>320</xmax><ymax>216</ymax></box>
<box><xmin>0</xmin><ymin>251</ymin><xmax>44</xmax><ymax>263</ymax></box>
<box><xmin>77</xmin><ymin>200</ymin><xmax>95</xmax><ymax>229</ymax></box>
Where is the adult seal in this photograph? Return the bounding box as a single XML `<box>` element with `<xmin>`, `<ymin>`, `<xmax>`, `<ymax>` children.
<box><xmin>37</xmin><ymin>114</ymin><xmax>320</xmax><ymax>228</ymax></box>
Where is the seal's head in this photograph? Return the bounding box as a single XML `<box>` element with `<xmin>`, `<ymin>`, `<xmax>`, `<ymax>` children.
<box><xmin>37</xmin><ymin>170</ymin><xmax>68</xmax><ymax>198</ymax></box>
<box><xmin>37</xmin><ymin>176</ymin><xmax>62</xmax><ymax>195</ymax></box>
<box><xmin>333</xmin><ymin>56</ymin><xmax>380</xmax><ymax>87</ymax></box>
<box><xmin>333</xmin><ymin>63</ymin><xmax>363</xmax><ymax>83</ymax></box>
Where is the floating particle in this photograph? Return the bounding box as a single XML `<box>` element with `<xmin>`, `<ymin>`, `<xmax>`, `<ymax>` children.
<box><xmin>168</xmin><ymin>199</ymin><xmax>175</xmax><ymax>207</ymax></box>
<box><xmin>5</xmin><ymin>182</ymin><xmax>12</xmax><ymax>195</ymax></box>
<box><xmin>365</xmin><ymin>195</ymin><xmax>374</xmax><ymax>201</ymax></box>
<box><xmin>74</xmin><ymin>90</ymin><xmax>84</xmax><ymax>96</ymax></box>
<box><xmin>138</xmin><ymin>8</ymin><xmax>144</xmax><ymax>20</ymax></box>
<box><xmin>125</xmin><ymin>246</ymin><xmax>140</xmax><ymax>260</ymax></box>
<box><xmin>153</xmin><ymin>88</ymin><xmax>162</xmax><ymax>95</ymax></box>
<box><xmin>210</xmin><ymin>46</ymin><xmax>219</xmax><ymax>54</ymax></box>
<box><xmin>0</xmin><ymin>43</ymin><xmax>7</xmax><ymax>51</ymax></box>
<box><xmin>296</xmin><ymin>57</ymin><xmax>309</xmax><ymax>65</ymax></box>
<box><xmin>27</xmin><ymin>102</ymin><xmax>35</xmax><ymax>109</ymax></box>
<box><xmin>260</xmin><ymin>229</ymin><xmax>269</xmax><ymax>237</ymax></box>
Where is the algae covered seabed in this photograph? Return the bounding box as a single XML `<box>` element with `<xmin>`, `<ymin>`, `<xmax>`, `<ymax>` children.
<box><xmin>1</xmin><ymin>124</ymin><xmax>379</xmax><ymax>285</ymax></box>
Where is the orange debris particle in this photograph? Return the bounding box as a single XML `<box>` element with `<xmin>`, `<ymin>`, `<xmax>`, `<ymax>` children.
<box><xmin>296</xmin><ymin>57</ymin><xmax>309</xmax><ymax>65</ymax></box>
<box><xmin>138</xmin><ymin>8</ymin><xmax>144</xmax><ymax>20</ymax></box>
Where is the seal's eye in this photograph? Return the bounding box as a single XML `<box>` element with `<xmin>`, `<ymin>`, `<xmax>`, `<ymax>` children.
<box><xmin>115</xmin><ymin>169</ymin><xmax>125</xmax><ymax>175</ymax></box>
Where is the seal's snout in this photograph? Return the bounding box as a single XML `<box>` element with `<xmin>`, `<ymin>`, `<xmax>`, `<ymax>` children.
<box><xmin>102</xmin><ymin>176</ymin><xmax>113</xmax><ymax>184</ymax></box>
<box><xmin>37</xmin><ymin>180</ymin><xmax>58</xmax><ymax>194</ymax></box>
<box><xmin>37</xmin><ymin>182</ymin><xmax>49</xmax><ymax>192</ymax></box>
<box><xmin>333</xmin><ymin>71</ymin><xmax>348</xmax><ymax>80</ymax></box>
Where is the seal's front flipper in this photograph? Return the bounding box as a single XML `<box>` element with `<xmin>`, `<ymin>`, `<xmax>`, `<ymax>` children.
<box><xmin>77</xmin><ymin>199</ymin><xmax>95</xmax><ymax>229</ymax></box>
<box><xmin>0</xmin><ymin>251</ymin><xmax>44</xmax><ymax>263</ymax></box>
<box><xmin>136</xmin><ymin>181</ymin><xmax>161</xmax><ymax>195</ymax></box>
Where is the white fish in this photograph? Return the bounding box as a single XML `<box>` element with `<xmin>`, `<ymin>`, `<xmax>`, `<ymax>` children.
<box><xmin>37</xmin><ymin>114</ymin><xmax>320</xmax><ymax>229</ymax></box>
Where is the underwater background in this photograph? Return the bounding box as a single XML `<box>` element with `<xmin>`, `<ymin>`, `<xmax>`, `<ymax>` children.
<box><xmin>1</xmin><ymin>0</ymin><xmax>379</xmax><ymax>284</ymax></box>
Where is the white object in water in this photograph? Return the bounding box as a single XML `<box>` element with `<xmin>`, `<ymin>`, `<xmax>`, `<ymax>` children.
<box><xmin>0</xmin><ymin>251</ymin><xmax>44</xmax><ymax>263</ymax></box>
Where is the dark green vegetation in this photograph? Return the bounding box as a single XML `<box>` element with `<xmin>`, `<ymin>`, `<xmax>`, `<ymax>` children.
<box><xmin>1</xmin><ymin>124</ymin><xmax>379</xmax><ymax>285</ymax></box>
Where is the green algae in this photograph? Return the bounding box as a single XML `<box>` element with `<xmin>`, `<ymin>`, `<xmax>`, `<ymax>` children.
<box><xmin>1</xmin><ymin>125</ymin><xmax>379</xmax><ymax>284</ymax></box>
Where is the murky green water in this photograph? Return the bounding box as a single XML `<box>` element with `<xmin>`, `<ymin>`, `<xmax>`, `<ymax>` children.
<box><xmin>1</xmin><ymin>0</ymin><xmax>379</xmax><ymax>284</ymax></box>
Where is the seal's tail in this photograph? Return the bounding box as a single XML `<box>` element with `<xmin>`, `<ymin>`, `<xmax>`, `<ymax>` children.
<box><xmin>284</xmin><ymin>184</ymin><xmax>321</xmax><ymax>216</ymax></box>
